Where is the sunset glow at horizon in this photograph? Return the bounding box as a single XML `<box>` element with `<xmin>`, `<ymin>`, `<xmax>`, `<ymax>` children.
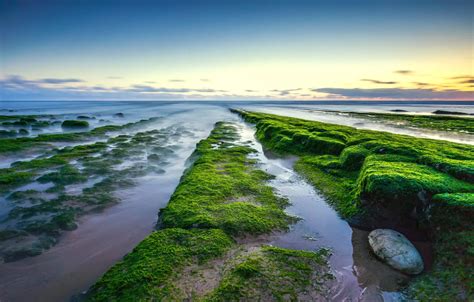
<box><xmin>1</xmin><ymin>0</ymin><xmax>473</xmax><ymax>101</ymax></box>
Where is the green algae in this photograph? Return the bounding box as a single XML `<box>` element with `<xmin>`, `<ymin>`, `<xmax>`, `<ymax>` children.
<box><xmin>0</xmin><ymin>170</ymin><xmax>36</xmax><ymax>193</ymax></box>
<box><xmin>0</xmin><ymin>127</ymin><xmax>177</xmax><ymax>262</ymax></box>
<box><xmin>234</xmin><ymin>109</ymin><xmax>474</xmax><ymax>218</ymax></box>
<box><xmin>86</xmin><ymin>121</ymin><xmax>328</xmax><ymax>301</ymax></box>
<box><xmin>0</xmin><ymin>116</ymin><xmax>160</xmax><ymax>154</ymax></box>
<box><xmin>206</xmin><ymin>246</ymin><xmax>333</xmax><ymax>302</ymax></box>
<box><xmin>61</xmin><ymin>120</ymin><xmax>89</xmax><ymax>128</ymax></box>
<box><xmin>234</xmin><ymin>109</ymin><xmax>474</xmax><ymax>300</ymax></box>
<box><xmin>331</xmin><ymin>110</ymin><xmax>474</xmax><ymax>133</ymax></box>
<box><xmin>37</xmin><ymin>164</ymin><xmax>87</xmax><ymax>186</ymax></box>
<box><xmin>355</xmin><ymin>157</ymin><xmax>474</xmax><ymax>213</ymax></box>
<box><xmin>407</xmin><ymin>193</ymin><xmax>474</xmax><ymax>300</ymax></box>
<box><xmin>88</xmin><ymin>228</ymin><xmax>234</xmax><ymax>302</ymax></box>
<box><xmin>159</xmin><ymin>122</ymin><xmax>294</xmax><ymax>236</ymax></box>
<box><xmin>294</xmin><ymin>156</ymin><xmax>360</xmax><ymax>217</ymax></box>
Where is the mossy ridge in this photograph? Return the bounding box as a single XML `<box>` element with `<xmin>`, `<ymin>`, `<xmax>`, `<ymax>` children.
<box><xmin>327</xmin><ymin>110</ymin><xmax>474</xmax><ymax>133</ymax></box>
<box><xmin>159</xmin><ymin>121</ymin><xmax>295</xmax><ymax>236</ymax></box>
<box><xmin>233</xmin><ymin>109</ymin><xmax>474</xmax><ymax>215</ymax></box>
<box><xmin>87</xmin><ymin>122</ymin><xmax>331</xmax><ymax>301</ymax></box>
<box><xmin>205</xmin><ymin>246</ymin><xmax>333</xmax><ymax>302</ymax></box>
<box><xmin>0</xmin><ymin>116</ymin><xmax>160</xmax><ymax>154</ymax></box>
<box><xmin>233</xmin><ymin>109</ymin><xmax>474</xmax><ymax>300</ymax></box>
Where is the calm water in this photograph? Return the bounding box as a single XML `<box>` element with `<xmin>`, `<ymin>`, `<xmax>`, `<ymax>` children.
<box><xmin>0</xmin><ymin>101</ymin><xmax>472</xmax><ymax>301</ymax></box>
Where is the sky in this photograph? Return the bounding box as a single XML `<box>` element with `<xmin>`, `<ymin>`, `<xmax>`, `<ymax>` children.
<box><xmin>0</xmin><ymin>0</ymin><xmax>473</xmax><ymax>101</ymax></box>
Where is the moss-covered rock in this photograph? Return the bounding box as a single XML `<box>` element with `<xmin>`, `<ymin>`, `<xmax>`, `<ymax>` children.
<box><xmin>61</xmin><ymin>120</ymin><xmax>89</xmax><ymax>128</ymax></box>
<box><xmin>355</xmin><ymin>158</ymin><xmax>474</xmax><ymax>213</ymax></box>
<box><xmin>206</xmin><ymin>246</ymin><xmax>333</xmax><ymax>301</ymax></box>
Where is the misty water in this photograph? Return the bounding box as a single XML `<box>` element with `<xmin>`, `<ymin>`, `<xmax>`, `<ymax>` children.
<box><xmin>0</xmin><ymin>101</ymin><xmax>472</xmax><ymax>301</ymax></box>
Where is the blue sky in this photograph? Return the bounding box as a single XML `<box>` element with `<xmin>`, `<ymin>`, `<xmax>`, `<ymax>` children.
<box><xmin>1</xmin><ymin>0</ymin><xmax>473</xmax><ymax>100</ymax></box>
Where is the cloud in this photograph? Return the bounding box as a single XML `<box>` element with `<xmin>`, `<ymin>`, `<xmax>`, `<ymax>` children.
<box><xmin>394</xmin><ymin>70</ymin><xmax>413</xmax><ymax>75</ymax></box>
<box><xmin>126</xmin><ymin>85</ymin><xmax>226</xmax><ymax>94</ymax></box>
<box><xmin>0</xmin><ymin>75</ymin><xmax>40</xmax><ymax>90</ymax></box>
<box><xmin>312</xmin><ymin>87</ymin><xmax>474</xmax><ymax>100</ymax></box>
<box><xmin>450</xmin><ymin>75</ymin><xmax>473</xmax><ymax>80</ymax></box>
<box><xmin>200</xmin><ymin>79</ymin><xmax>210</xmax><ymax>82</ymax></box>
<box><xmin>107</xmin><ymin>76</ymin><xmax>122</xmax><ymax>79</ymax></box>
<box><xmin>361</xmin><ymin>79</ymin><xmax>397</xmax><ymax>85</ymax></box>
<box><xmin>0</xmin><ymin>75</ymin><xmax>84</xmax><ymax>89</ymax></box>
<box><xmin>449</xmin><ymin>75</ymin><xmax>474</xmax><ymax>84</ymax></box>
<box><xmin>169</xmin><ymin>79</ymin><xmax>185</xmax><ymax>82</ymax></box>
<box><xmin>2</xmin><ymin>74</ymin><xmax>472</xmax><ymax>101</ymax></box>
<box><xmin>0</xmin><ymin>75</ymin><xmax>232</xmax><ymax>100</ymax></box>
<box><xmin>38</xmin><ymin>78</ymin><xmax>84</xmax><ymax>84</ymax></box>
<box><xmin>271</xmin><ymin>88</ymin><xmax>301</xmax><ymax>96</ymax></box>
<box><xmin>412</xmin><ymin>82</ymin><xmax>430</xmax><ymax>86</ymax></box>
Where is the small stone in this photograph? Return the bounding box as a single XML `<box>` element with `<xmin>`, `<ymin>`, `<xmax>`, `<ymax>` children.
<box><xmin>368</xmin><ymin>229</ymin><xmax>424</xmax><ymax>275</ymax></box>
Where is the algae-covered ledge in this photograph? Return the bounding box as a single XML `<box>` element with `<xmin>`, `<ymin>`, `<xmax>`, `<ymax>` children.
<box><xmin>233</xmin><ymin>109</ymin><xmax>474</xmax><ymax>301</ymax></box>
<box><xmin>0</xmin><ymin>118</ymin><xmax>184</xmax><ymax>262</ymax></box>
<box><xmin>87</xmin><ymin>121</ymin><xmax>334</xmax><ymax>301</ymax></box>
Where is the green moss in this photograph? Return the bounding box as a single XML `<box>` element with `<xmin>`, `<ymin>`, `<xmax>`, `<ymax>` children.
<box><xmin>0</xmin><ymin>114</ymin><xmax>39</xmax><ymax>121</ymax></box>
<box><xmin>407</xmin><ymin>193</ymin><xmax>474</xmax><ymax>300</ymax></box>
<box><xmin>338</xmin><ymin>110</ymin><xmax>474</xmax><ymax>133</ymax></box>
<box><xmin>37</xmin><ymin>164</ymin><xmax>87</xmax><ymax>186</ymax></box>
<box><xmin>12</xmin><ymin>157</ymin><xmax>68</xmax><ymax>170</ymax></box>
<box><xmin>88</xmin><ymin>228</ymin><xmax>234</xmax><ymax>302</ymax></box>
<box><xmin>235</xmin><ymin>109</ymin><xmax>474</xmax><ymax>218</ymax></box>
<box><xmin>0</xmin><ymin>170</ymin><xmax>36</xmax><ymax>193</ymax></box>
<box><xmin>159</xmin><ymin>122</ymin><xmax>294</xmax><ymax>236</ymax></box>
<box><xmin>205</xmin><ymin>246</ymin><xmax>333</xmax><ymax>301</ymax></box>
<box><xmin>339</xmin><ymin>145</ymin><xmax>370</xmax><ymax>170</ymax></box>
<box><xmin>432</xmin><ymin>192</ymin><xmax>474</xmax><ymax>207</ymax></box>
<box><xmin>86</xmin><ymin>121</ymin><xmax>310</xmax><ymax>300</ymax></box>
<box><xmin>0</xmin><ymin>116</ymin><xmax>159</xmax><ymax>154</ymax></box>
<box><xmin>61</xmin><ymin>120</ymin><xmax>89</xmax><ymax>128</ymax></box>
<box><xmin>355</xmin><ymin>157</ymin><xmax>474</xmax><ymax>212</ymax></box>
<box><xmin>234</xmin><ymin>109</ymin><xmax>474</xmax><ymax>300</ymax></box>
